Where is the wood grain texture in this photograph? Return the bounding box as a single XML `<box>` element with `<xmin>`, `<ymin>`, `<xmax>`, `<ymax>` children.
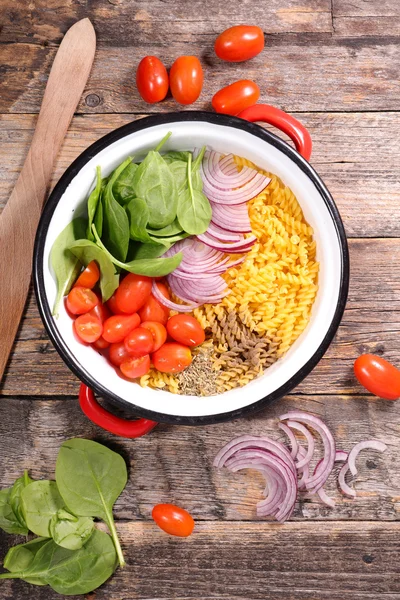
<box><xmin>1</xmin><ymin>36</ymin><xmax>399</xmax><ymax>114</ymax></box>
<box><xmin>0</xmin><ymin>394</ymin><xmax>397</xmax><ymax>522</ymax></box>
<box><xmin>0</xmin><ymin>0</ymin><xmax>332</xmax><ymax>46</ymax></box>
<box><xmin>2</xmin><ymin>238</ymin><xmax>400</xmax><ymax>396</ymax></box>
<box><xmin>1</xmin><ymin>521</ymin><xmax>400</xmax><ymax>599</ymax></box>
<box><xmin>333</xmin><ymin>0</ymin><xmax>400</xmax><ymax>36</ymax></box>
<box><xmin>1</xmin><ymin>112</ymin><xmax>400</xmax><ymax>237</ymax></box>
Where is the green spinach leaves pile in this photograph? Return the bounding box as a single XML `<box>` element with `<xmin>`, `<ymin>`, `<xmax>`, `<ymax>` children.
<box><xmin>51</xmin><ymin>132</ymin><xmax>210</xmax><ymax>316</ymax></box>
<box><xmin>0</xmin><ymin>438</ymin><xmax>127</xmax><ymax>595</ymax></box>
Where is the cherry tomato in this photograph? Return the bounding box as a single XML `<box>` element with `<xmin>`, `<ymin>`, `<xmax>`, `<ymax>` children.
<box><xmin>124</xmin><ymin>327</ymin><xmax>154</xmax><ymax>356</ymax></box>
<box><xmin>109</xmin><ymin>341</ymin><xmax>133</xmax><ymax>367</ymax></box>
<box><xmin>138</xmin><ymin>282</ymin><xmax>170</xmax><ymax>325</ymax></box>
<box><xmin>120</xmin><ymin>354</ymin><xmax>151</xmax><ymax>379</ymax></box>
<box><xmin>354</xmin><ymin>354</ymin><xmax>400</xmax><ymax>400</ymax></box>
<box><xmin>152</xmin><ymin>342</ymin><xmax>192</xmax><ymax>373</ymax></box>
<box><xmin>152</xmin><ymin>504</ymin><xmax>195</xmax><ymax>537</ymax></box>
<box><xmin>136</xmin><ymin>56</ymin><xmax>169</xmax><ymax>104</ymax></box>
<box><xmin>141</xmin><ymin>321</ymin><xmax>167</xmax><ymax>352</ymax></box>
<box><xmin>89</xmin><ymin>300</ymin><xmax>111</xmax><ymax>323</ymax></box>
<box><xmin>212</xmin><ymin>80</ymin><xmax>260</xmax><ymax>116</ymax></box>
<box><xmin>169</xmin><ymin>56</ymin><xmax>203</xmax><ymax>105</ymax></box>
<box><xmin>115</xmin><ymin>274</ymin><xmax>152</xmax><ymax>314</ymax></box>
<box><xmin>166</xmin><ymin>314</ymin><xmax>205</xmax><ymax>347</ymax></box>
<box><xmin>102</xmin><ymin>313</ymin><xmax>140</xmax><ymax>344</ymax></box>
<box><xmin>106</xmin><ymin>292</ymin><xmax>120</xmax><ymax>314</ymax></box>
<box><xmin>66</xmin><ymin>287</ymin><xmax>98</xmax><ymax>315</ymax></box>
<box><xmin>74</xmin><ymin>314</ymin><xmax>103</xmax><ymax>344</ymax></box>
<box><xmin>74</xmin><ymin>261</ymin><xmax>100</xmax><ymax>289</ymax></box>
<box><xmin>215</xmin><ymin>25</ymin><xmax>264</xmax><ymax>62</ymax></box>
<box><xmin>93</xmin><ymin>336</ymin><xmax>110</xmax><ymax>350</ymax></box>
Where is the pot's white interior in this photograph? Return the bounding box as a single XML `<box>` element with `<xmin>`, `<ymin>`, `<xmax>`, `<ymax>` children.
<box><xmin>42</xmin><ymin>120</ymin><xmax>343</xmax><ymax>417</ymax></box>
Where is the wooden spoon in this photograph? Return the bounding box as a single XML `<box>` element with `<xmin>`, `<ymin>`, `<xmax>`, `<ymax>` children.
<box><xmin>0</xmin><ymin>18</ymin><xmax>96</xmax><ymax>381</ymax></box>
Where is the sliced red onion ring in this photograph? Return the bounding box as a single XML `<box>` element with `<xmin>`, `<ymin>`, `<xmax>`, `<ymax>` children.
<box><xmin>338</xmin><ymin>463</ymin><xmax>356</xmax><ymax>499</ymax></box>
<box><xmin>197</xmin><ymin>232</ymin><xmax>256</xmax><ymax>253</ymax></box>
<box><xmin>211</xmin><ymin>202</ymin><xmax>252</xmax><ymax>233</ymax></box>
<box><xmin>286</xmin><ymin>420</ymin><xmax>315</xmax><ymax>469</ymax></box>
<box><xmin>201</xmin><ymin>150</ymin><xmax>260</xmax><ymax>189</ymax></box>
<box><xmin>206</xmin><ymin>223</ymin><xmax>242</xmax><ymax>242</ymax></box>
<box><xmin>314</xmin><ymin>451</ymin><xmax>349</xmax><ymax>508</ymax></box>
<box><xmin>347</xmin><ymin>440</ymin><xmax>387</xmax><ymax>476</ymax></box>
<box><xmin>296</xmin><ymin>447</ymin><xmax>310</xmax><ymax>492</ymax></box>
<box><xmin>279</xmin><ymin>423</ymin><xmax>299</xmax><ymax>459</ymax></box>
<box><xmin>152</xmin><ymin>280</ymin><xmax>199</xmax><ymax>312</ymax></box>
<box><xmin>280</xmin><ymin>411</ymin><xmax>336</xmax><ymax>494</ymax></box>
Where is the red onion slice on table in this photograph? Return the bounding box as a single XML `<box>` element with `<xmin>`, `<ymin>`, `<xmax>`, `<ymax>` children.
<box><xmin>314</xmin><ymin>451</ymin><xmax>349</xmax><ymax>508</ymax></box>
<box><xmin>279</xmin><ymin>422</ymin><xmax>299</xmax><ymax>459</ymax></box>
<box><xmin>286</xmin><ymin>420</ymin><xmax>315</xmax><ymax>469</ymax></box>
<box><xmin>338</xmin><ymin>462</ymin><xmax>356</xmax><ymax>499</ymax></box>
<box><xmin>347</xmin><ymin>440</ymin><xmax>387</xmax><ymax>476</ymax></box>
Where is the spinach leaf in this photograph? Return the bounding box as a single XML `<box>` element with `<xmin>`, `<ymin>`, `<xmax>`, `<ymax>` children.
<box><xmin>154</xmin><ymin>130</ymin><xmax>172</xmax><ymax>152</ymax></box>
<box><xmin>133</xmin><ymin>151</ymin><xmax>178</xmax><ymax>229</ymax></box>
<box><xmin>3</xmin><ymin>537</ymin><xmax>49</xmax><ymax>586</ymax></box>
<box><xmin>56</xmin><ymin>438</ymin><xmax>127</xmax><ymax>568</ymax></box>
<box><xmin>125</xmin><ymin>197</ymin><xmax>154</xmax><ymax>244</ymax></box>
<box><xmin>87</xmin><ymin>166</ymin><xmax>102</xmax><ymax>240</ymax></box>
<box><xmin>50</xmin><ymin>508</ymin><xmax>94</xmax><ymax>551</ymax></box>
<box><xmin>177</xmin><ymin>150</ymin><xmax>211</xmax><ymax>235</ymax></box>
<box><xmin>113</xmin><ymin>161</ymin><xmax>138</xmax><ymax>206</ymax></box>
<box><xmin>20</xmin><ymin>480</ymin><xmax>94</xmax><ymax>550</ymax></box>
<box><xmin>168</xmin><ymin>160</ymin><xmax>189</xmax><ymax>193</ymax></box>
<box><xmin>129</xmin><ymin>241</ymin><xmax>171</xmax><ymax>260</ymax></box>
<box><xmin>0</xmin><ymin>529</ymin><xmax>117</xmax><ymax>596</ymax></box>
<box><xmin>50</xmin><ymin>217</ymin><xmax>87</xmax><ymax>317</ymax></box>
<box><xmin>147</xmin><ymin>218</ymin><xmax>183</xmax><ymax>237</ymax></box>
<box><xmin>162</xmin><ymin>150</ymin><xmax>190</xmax><ymax>164</ymax></box>
<box><xmin>0</xmin><ymin>488</ymin><xmax>28</xmax><ymax>535</ymax></box>
<box><xmin>68</xmin><ymin>239</ymin><xmax>119</xmax><ymax>302</ymax></box>
<box><xmin>10</xmin><ymin>470</ymin><xmax>33</xmax><ymax>531</ymax></box>
<box><xmin>93</xmin><ymin>192</ymin><xmax>104</xmax><ymax>237</ymax></box>
<box><xmin>93</xmin><ymin>225</ymin><xmax>182</xmax><ymax>277</ymax></box>
<box><xmin>148</xmin><ymin>232</ymin><xmax>189</xmax><ymax>245</ymax></box>
<box><xmin>101</xmin><ymin>158</ymin><xmax>131</xmax><ymax>262</ymax></box>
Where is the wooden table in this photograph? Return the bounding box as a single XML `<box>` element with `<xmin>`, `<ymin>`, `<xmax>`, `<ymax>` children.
<box><xmin>1</xmin><ymin>1</ymin><xmax>400</xmax><ymax>598</ymax></box>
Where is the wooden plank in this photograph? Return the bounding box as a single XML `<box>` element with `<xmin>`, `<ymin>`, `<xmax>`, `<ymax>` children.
<box><xmin>1</xmin><ymin>36</ymin><xmax>400</xmax><ymax>114</ymax></box>
<box><xmin>1</xmin><ymin>112</ymin><xmax>400</xmax><ymax>237</ymax></box>
<box><xmin>0</xmin><ymin>393</ymin><xmax>397</xmax><ymax>522</ymax></box>
<box><xmin>333</xmin><ymin>0</ymin><xmax>400</xmax><ymax>36</ymax></box>
<box><xmin>1</xmin><ymin>238</ymin><xmax>400</xmax><ymax>396</ymax></box>
<box><xmin>1</xmin><ymin>521</ymin><xmax>400</xmax><ymax>599</ymax></box>
<box><xmin>0</xmin><ymin>0</ymin><xmax>332</xmax><ymax>46</ymax></box>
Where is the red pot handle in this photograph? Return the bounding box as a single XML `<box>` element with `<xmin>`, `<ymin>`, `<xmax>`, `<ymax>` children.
<box><xmin>79</xmin><ymin>383</ymin><xmax>158</xmax><ymax>438</ymax></box>
<box><xmin>238</xmin><ymin>104</ymin><xmax>312</xmax><ymax>161</ymax></box>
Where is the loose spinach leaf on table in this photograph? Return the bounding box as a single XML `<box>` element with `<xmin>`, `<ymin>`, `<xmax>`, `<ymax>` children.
<box><xmin>113</xmin><ymin>161</ymin><xmax>138</xmax><ymax>206</ymax></box>
<box><xmin>93</xmin><ymin>225</ymin><xmax>183</xmax><ymax>277</ymax></box>
<box><xmin>56</xmin><ymin>438</ymin><xmax>127</xmax><ymax>568</ymax></box>
<box><xmin>162</xmin><ymin>150</ymin><xmax>190</xmax><ymax>164</ymax></box>
<box><xmin>0</xmin><ymin>529</ymin><xmax>117</xmax><ymax>596</ymax></box>
<box><xmin>68</xmin><ymin>239</ymin><xmax>119</xmax><ymax>302</ymax></box>
<box><xmin>21</xmin><ymin>480</ymin><xmax>94</xmax><ymax>550</ymax></box>
<box><xmin>101</xmin><ymin>158</ymin><xmax>131</xmax><ymax>262</ymax></box>
<box><xmin>50</xmin><ymin>217</ymin><xmax>87</xmax><ymax>318</ymax></box>
<box><xmin>87</xmin><ymin>166</ymin><xmax>102</xmax><ymax>241</ymax></box>
<box><xmin>10</xmin><ymin>470</ymin><xmax>33</xmax><ymax>531</ymax></box>
<box><xmin>133</xmin><ymin>151</ymin><xmax>178</xmax><ymax>229</ymax></box>
<box><xmin>125</xmin><ymin>197</ymin><xmax>154</xmax><ymax>244</ymax></box>
<box><xmin>177</xmin><ymin>149</ymin><xmax>211</xmax><ymax>235</ymax></box>
<box><xmin>3</xmin><ymin>537</ymin><xmax>49</xmax><ymax>586</ymax></box>
<box><xmin>0</xmin><ymin>488</ymin><xmax>29</xmax><ymax>535</ymax></box>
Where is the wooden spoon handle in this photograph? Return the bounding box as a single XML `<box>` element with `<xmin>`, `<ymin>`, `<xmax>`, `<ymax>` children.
<box><xmin>0</xmin><ymin>18</ymin><xmax>96</xmax><ymax>382</ymax></box>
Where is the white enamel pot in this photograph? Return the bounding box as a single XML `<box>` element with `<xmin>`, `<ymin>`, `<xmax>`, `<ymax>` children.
<box><xmin>34</xmin><ymin>105</ymin><xmax>349</xmax><ymax>435</ymax></box>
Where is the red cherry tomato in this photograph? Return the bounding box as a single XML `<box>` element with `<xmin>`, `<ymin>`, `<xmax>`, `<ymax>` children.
<box><xmin>141</xmin><ymin>321</ymin><xmax>167</xmax><ymax>352</ymax></box>
<box><xmin>354</xmin><ymin>354</ymin><xmax>400</xmax><ymax>400</ymax></box>
<box><xmin>102</xmin><ymin>313</ymin><xmax>140</xmax><ymax>344</ymax></box>
<box><xmin>120</xmin><ymin>354</ymin><xmax>151</xmax><ymax>379</ymax></box>
<box><xmin>215</xmin><ymin>25</ymin><xmax>264</xmax><ymax>62</ymax></box>
<box><xmin>74</xmin><ymin>261</ymin><xmax>100</xmax><ymax>289</ymax></box>
<box><xmin>169</xmin><ymin>56</ymin><xmax>203</xmax><ymax>105</ymax></box>
<box><xmin>93</xmin><ymin>336</ymin><xmax>110</xmax><ymax>350</ymax></box>
<box><xmin>152</xmin><ymin>504</ymin><xmax>195</xmax><ymax>537</ymax></box>
<box><xmin>74</xmin><ymin>314</ymin><xmax>103</xmax><ymax>344</ymax></box>
<box><xmin>106</xmin><ymin>292</ymin><xmax>120</xmax><ymax>314</ymax></box>
<box><xmin>109</xmin><ymin>341</ymin><xmax>133</xmax><ymax>367</ymax></box>
<box><xmin>138</xmin><ymin>282</ymin><xmax>170</xmax><ymax>325</ymax></box>
<box><xmin>115</xmin><ymin>274</ymin><xmax>152</xmax><ymax>314</ymax></box>
<box><xmin>166</xmin><ymin>314</ymin><xmax>205</xmax><ymax>347</ymax></box>
<box><xmin>152</xmin><ymin>342</ymin><xmax>192</xmax><ymax>373</ymax></box>
<box><xmin>136</xmin><ymin>56</ymin><xmax>169</xmax><ymax>104</ymax></box>
<box><xmin>124</xmin><ymin>327</ymin><xmax>154</xmax><ymax>357</ymax></box>
<box><xmin>89</xmin><ymin>300</ymin><xmax>111</xmax><ymax>323</ymax></box>
<box><xmin>212</xmin><ymin>80</ymin><xmax>260</xmax><ymax>116</ymax></box>
<box><xmin>66</xmin><ymin>287</ymin><xmax>98</xmax><ymax>315</ymax></box>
